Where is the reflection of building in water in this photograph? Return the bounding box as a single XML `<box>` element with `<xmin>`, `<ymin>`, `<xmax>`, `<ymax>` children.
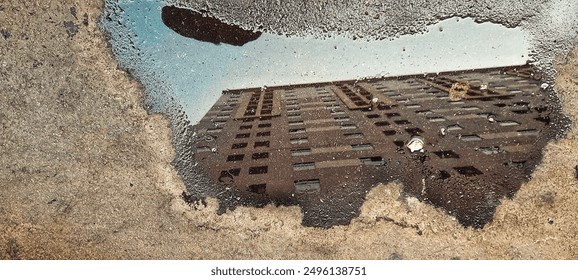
<box><xmin>194</xmin><ymin>65</ymin><xmax>554</xmax><ymax>226</ymax></box>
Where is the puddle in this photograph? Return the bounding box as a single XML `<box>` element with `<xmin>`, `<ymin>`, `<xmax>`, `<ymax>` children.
<box><xmin>101</xmin><ymin>0</ymin><xmax>576</xmax><ymax>228</ymax></box>
<box><xmin>194</xmin><ymin>65</ymin><xmax>568</xmax><ymax>227</ymax></box>
<box><xmin>102</xmin><ymin>0</ymin><xmax>531</xmax><ymax>123</ymax></box>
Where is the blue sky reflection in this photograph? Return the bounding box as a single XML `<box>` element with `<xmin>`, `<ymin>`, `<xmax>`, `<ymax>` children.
<box><xmin>109</xmin><ymin>0</ymin><xmax>529</xmax><ymax>123</ymax></box>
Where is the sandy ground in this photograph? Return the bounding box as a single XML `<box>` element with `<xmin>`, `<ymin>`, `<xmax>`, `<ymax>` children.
<box><xmin>1</xmin><ymin>0</ymin><xmax>578</xmax><ymax>259</ymax></box>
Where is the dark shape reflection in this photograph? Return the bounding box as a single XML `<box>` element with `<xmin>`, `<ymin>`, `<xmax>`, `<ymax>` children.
<box><xmin>161</xmin><ymin>5</ymin><xmax>262</xmax><ymax>46</ymax></box>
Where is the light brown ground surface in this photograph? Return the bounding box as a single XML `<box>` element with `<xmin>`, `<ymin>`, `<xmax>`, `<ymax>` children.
<box><xmin>1</xmin><ymin>0</ymin><xmax>578</xmax><ymax>259</ymax></box>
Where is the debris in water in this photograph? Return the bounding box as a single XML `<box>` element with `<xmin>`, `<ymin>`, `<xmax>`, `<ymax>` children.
<box><xmin>540</xmin><ymin>83</ymin><xmax>549</xmax><ymax>90</ymax></box>
<box><xmin>449</xmin><ymin>81</ymin><xmax>469</xmax><ymax>101</ymax></box>
<box><xmin>439</xmin><ymin>127</ymin><xmax>447</xmax><ymax>136</ymax></box>
<box><xmin>406</xmin><ymin>136</ymin><xmax>425</xmax><ymax>153</ymax></box>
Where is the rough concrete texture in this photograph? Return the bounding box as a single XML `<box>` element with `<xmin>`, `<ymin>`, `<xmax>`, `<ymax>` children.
<box><xmin>1</xmin><ymin>0</ymin><xmax>578</xmax><ymax>259</ymax></box>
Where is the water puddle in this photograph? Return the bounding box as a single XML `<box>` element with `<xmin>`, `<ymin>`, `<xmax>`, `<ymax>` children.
<box><xmin>101</xmin><ymin>0</ymin><xmax>575</xmax><ymax>228</ymax></box>
<box><xmin>102</xmin><ymin>0</ymin><xmax>532</xmax><ymax>123</ymax></box>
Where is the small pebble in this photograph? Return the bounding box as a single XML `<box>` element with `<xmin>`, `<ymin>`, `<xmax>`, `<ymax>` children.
<box><xmin>439</xmin><ymin>127</ymin><xmax>447</xmax><ymax>136</ymax></box>
<box><xmin>540</xmin><ymin>83</ymin><xmax>549</xmax><ymax>90</ymax></box>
